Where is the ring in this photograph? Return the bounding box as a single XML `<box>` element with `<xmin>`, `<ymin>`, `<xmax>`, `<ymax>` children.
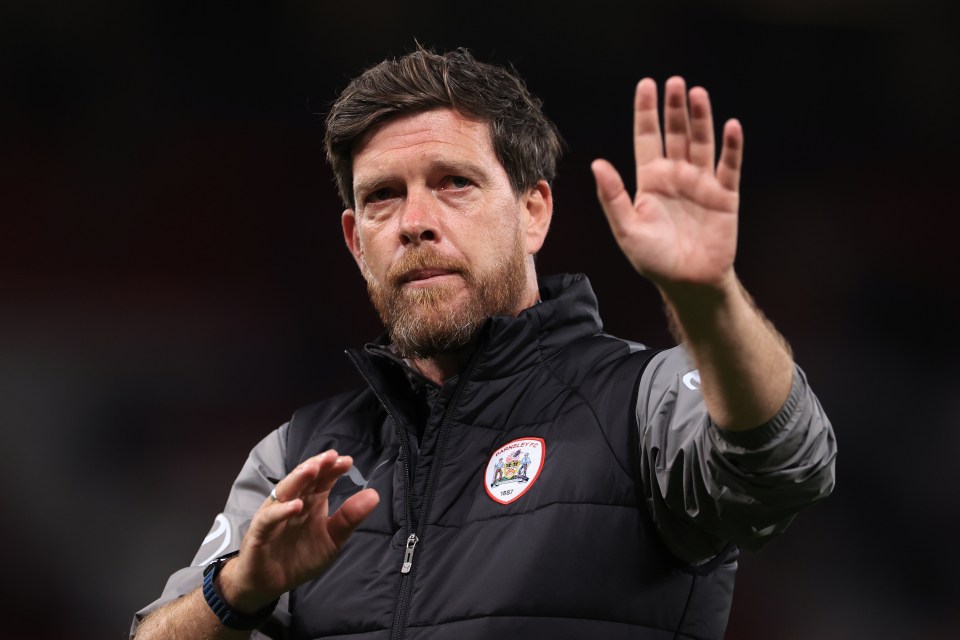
<box><xmin>270</xmin><ymin>487</ymin><xmax>281</xmax><ymax>503</ymax></box>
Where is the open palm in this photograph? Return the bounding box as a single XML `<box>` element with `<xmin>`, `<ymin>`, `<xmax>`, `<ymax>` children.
<box><xmin>225</xmin><ymin>451</ymin><xmax>379</xmax><ymax>610</ymax></box>
<box><xmin>592</xmin><ymin>77</ymin><xmax>743</xmax><ymax>292</ymax></box>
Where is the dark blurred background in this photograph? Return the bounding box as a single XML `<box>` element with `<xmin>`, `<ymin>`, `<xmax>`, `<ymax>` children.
<box><xmin>2</xmin><ymin>1</ymin><xmax>958</xmax><ymax>638</ymax></box>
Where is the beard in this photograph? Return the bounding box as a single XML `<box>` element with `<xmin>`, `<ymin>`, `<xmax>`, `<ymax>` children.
<box><xmin>364</xmin><ymin>230</ymin><xmax>528</xmax><ymax>360</ymax></box>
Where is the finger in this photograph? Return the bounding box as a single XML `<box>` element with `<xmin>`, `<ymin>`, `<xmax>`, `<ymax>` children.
<box><xmin>302</xmin><ymin>454</ymin><xmax>355</xmax><ymax>498</ymax></box>
<box><xmin>688</xmin><ymin>86</ymin><xmax>715</xmax><ymax>171</ymax></box>
<box><xmin>592</xmin><ymin>159</ymin><xmax>635</xmax><ymax>237</ymax></box>
<box><xmin>663</xmin><ymin>76</ymin><xmax>690</xmax><ymax>161</ymax></box>
<box><xmin>716</xmin><ymin>119</ymin><xmax>744</xmax><ymax>192</ymax></box>
<box><xmin>634</xmin><ymin>78</ymin><xmax>663</xmax><ymax>181</ymax></box>
<box><xmin>327</xmin><ymin>488</ymin><xmax>380</xmax><ymax>549</ymax></box>
<box><xmin>248</xmin><ymin>497</ymin><xmax>304</xmax><ymax>543</ymax></box>
<box><xmin>271</xmin><ymin>450</ymin><xmax>339</xmax><ymax>504</ymax></box>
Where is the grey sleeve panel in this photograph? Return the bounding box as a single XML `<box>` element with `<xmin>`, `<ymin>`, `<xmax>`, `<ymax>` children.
<box><xmin>129</xmin><ymin>423</ymin><xmax>291</xmax><ymax>640</ymax></box>
<box><xmin>636</xmin><ymin>346</ymin><xmax>837</xmax><ymax>565</ymax></box>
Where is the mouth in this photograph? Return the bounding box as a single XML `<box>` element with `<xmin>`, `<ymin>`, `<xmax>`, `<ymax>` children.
<box><xmin>399</xmin><ymin>268</ymin><xmax>460</xmax><ymax>286</ymax></box>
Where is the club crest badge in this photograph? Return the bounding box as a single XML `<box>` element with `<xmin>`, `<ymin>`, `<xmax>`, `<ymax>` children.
<box><xmin>484</xmin><ymin>437</ymin><xmax>545</xmax><ymax>504</ymax></box>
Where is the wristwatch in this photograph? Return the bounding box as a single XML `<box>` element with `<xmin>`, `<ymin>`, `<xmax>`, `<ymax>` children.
<box><xmin>202</xmin><ymin>553</ymin><xmax>279</xmax><ymax>631</ymax></box>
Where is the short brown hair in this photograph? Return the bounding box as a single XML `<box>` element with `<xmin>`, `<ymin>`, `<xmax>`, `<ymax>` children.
<box><xmin>324</xmin><ymin>46</ymin><xmax>563</xmax><ymax>208</ymax></box>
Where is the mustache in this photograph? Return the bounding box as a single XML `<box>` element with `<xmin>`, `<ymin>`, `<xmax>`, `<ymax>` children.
<box><xmin>386</xmin><ymin>249</ymin><xmax>470</xmax><ymax>286</ymax></box>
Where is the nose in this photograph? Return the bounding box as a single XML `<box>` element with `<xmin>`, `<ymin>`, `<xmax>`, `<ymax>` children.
<box><xmin>397</xmin><ymin>189</ymin><xmax>441</xmax><ymax>247</ymax></box>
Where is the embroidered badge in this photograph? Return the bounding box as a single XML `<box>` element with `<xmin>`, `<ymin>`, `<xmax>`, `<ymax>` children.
<box><xmin>484</xmin><ymin>437</ymin><xmax>545</xmax><ymax>504</ymax></box>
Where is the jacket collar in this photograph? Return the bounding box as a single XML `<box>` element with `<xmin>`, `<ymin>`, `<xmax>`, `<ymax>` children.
<box><xmin>470</xmin><ymin>272</ymin><xmax>602</xmax><ymax>381</ymax></box>
<box><xmin>348</xmin><ymin>273</ymin><xmax>603</xmax><ymax>388</ymax></box>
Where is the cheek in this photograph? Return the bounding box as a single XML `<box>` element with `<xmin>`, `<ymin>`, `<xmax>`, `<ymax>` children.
<box><xmin>493</xmin><ymin>206</ymin><xmax>525</xmax><ymax>250</ymax></box>
<box><xmin>474</xmin><ymin>199</ymin><xmax>520</xmax><ymax>237</ymax></box>
<box><xmin>355</xmin><ymin>236</ymin><xmax>378</xmax><ymax>278</ymax></box>
<box><xmin>357</xmin><ymin>234</ymin><xmax>400</xmax><ymax>283</ymax></box>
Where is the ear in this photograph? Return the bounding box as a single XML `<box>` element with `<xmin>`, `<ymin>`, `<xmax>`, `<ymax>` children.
<box><xmin>520</xmin><ymin>180</ymin><xmax>553</xmax><ymax>256</ymax></box>
<box><xmin>342</xmin><ymin>209</ymin><xmax>365</xmax><ymax>273</ymax></box>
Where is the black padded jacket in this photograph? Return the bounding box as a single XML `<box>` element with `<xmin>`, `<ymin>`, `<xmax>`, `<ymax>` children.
<box><xmin>132</xmin><ymin>272</ymin><xmax>837</xmax><ymax>640</ymax></box>
<box><xmin>284</xmin><ymin>273</ymin><xmax>736</xmax><ymax>640</ymax></box>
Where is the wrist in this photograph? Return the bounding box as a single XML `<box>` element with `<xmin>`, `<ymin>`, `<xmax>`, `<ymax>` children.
<box><xmin>657</xmin><ymin>272</ymin><xmax>742</xmax><ymax>341</ymax></box>
<box><xmin>217</xmin><ymin>557</ymin><xmax>280</xmax><ymax>615</ymax></box>
<box><xmin>657</xmin><ymin>269</ymin><xmax>738</xmax><ymax>307</ymax></box>
<box><xmin>202</xmin><ymin>554</ymin><xmax>279</xmax><ymax>630</ymax></box>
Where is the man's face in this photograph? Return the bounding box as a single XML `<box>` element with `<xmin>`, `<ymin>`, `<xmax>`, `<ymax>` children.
<box><xmin>341</xmin><ymin>108</ymin><xmax>549</xmax><ymax>359</ymax></box>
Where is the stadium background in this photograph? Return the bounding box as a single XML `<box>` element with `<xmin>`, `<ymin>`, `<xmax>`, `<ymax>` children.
<box><xmin>2</xmin><ymin>1</ymin><xmax>957</xmax><ymax>638</ymax></box>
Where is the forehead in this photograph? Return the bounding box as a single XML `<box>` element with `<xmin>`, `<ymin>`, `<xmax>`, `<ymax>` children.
<box><xmin>352</xmin><ymin>108</ymin><xmax>496</xmax><ymax>173</ymax></box>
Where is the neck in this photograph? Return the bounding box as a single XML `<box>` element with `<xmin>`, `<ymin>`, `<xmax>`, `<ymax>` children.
<box><xmin>411</xmin><ymin>351</ymin><xmax>464</xmax><ymax>386</ymax></box>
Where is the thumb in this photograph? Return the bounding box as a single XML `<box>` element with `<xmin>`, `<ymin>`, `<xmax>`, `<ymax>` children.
<box><xmin>327</xmin><ymin>488</ymin><xmax>380</xmax><ymax>549</ymax></box>
<box><xmin>590</xmin><ymin>159</ymin><xmax>634</xmax><ymax>234</ymax></box>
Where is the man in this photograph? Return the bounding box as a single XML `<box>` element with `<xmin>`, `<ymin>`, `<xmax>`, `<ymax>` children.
<box><xmin>132</xmin><ymin>47</ymin><xmax>836</xmax><ymax>640</ymax></box>
<box><xmin>491</xmin><ymin>457</ymin><xmax>504</xmax><ymax>487</ymax></box>
<box><xmin>518</xmin><ymin>452</ymin><xmax>531</xmax><ymax>481</ymax></box>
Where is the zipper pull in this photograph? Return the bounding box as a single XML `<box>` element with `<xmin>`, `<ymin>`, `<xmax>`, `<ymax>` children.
<box><xmin>400</xmin><ymin>533</ymin><xmax>419</xmax><ymax>574</ymax></box>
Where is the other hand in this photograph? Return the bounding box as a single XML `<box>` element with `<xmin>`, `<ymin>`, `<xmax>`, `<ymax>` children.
<box><xmin>592</xmin><ymin>76</ymin><xmax>743</xmax><ymax>295</ymax></box>
<box><xmin>219</xmin><ymin>450</ymin><xmax>380</xmax><ymax>612</ymax></box>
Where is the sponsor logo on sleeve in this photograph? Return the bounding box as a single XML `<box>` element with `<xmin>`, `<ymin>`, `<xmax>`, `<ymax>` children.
<box><xmin>682</xmin><ymin>369</ymin><xmax>701</xmax><ymax>391</ymax></box>
<box><xmin>196</xmin><ymin>513</ymin><xmax>231</xmax><ymax>566</ymax></box>
<box><xmin>484</xmin><ymin>437</ymin><xmax>545</xmax><ymax>505</ymax></box>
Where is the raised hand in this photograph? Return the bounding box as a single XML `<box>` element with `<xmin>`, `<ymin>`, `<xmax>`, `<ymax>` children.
<box><xmin>219</xmin><ymin>450</ymin><xmax>380</xmax><ymax>613</ymax></box>
<box><xmin>591</xmin><ymin>76</ymin><xmax>743</xmax><ymax>294</ymax></box>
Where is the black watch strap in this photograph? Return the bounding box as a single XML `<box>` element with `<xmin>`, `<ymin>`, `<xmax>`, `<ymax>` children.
<box><xmin>201</xmin><ymin>553</ymin><xmax>279</xmax><ymax>631</ymax></box>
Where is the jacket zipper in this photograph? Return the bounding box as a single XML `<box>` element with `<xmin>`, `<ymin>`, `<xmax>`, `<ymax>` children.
<box><xmin>390</xmin><ymin>367</ymin><xmax>473</xmax><ymax>640</ymax></box>
<box><xmin>349</xmin><ymin>346</ymin><xmax>482</xmax><ymax>640</ymax></box>
<box><xmin>400</xmin><ymin>533</ymin><xmax>418</xmax><ymax>574</ymax></box>
<box><xmin>346</xmin><ymin>353</ymin><xmax>419</xmax><ymax>606</ymax></box>
<box><xmin>350</xmin><ymin>346</ymin><xmax>483</xmax><ymax>640</ymax></box>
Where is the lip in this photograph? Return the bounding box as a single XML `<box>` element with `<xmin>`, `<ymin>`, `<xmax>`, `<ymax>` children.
<box><xmin>400</xmin><ymin>268</ymin><xmax>460</xmax><ymax>286</ymax></box>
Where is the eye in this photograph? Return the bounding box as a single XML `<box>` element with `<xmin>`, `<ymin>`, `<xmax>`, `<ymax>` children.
<box><xmin>365</xmin><ymin>187</ymin><xmax>395</xmax><ymax>203</ymax></box>
<box><xmin>441</xmin><ymin>176</ymin><xmax>472</xmax><ymax>191</ymax></box>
